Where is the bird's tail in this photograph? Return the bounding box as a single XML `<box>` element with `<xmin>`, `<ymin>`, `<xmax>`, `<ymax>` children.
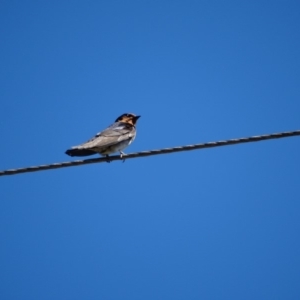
<box><xmin>65</xmin><ymin>148</ymin><xmax>96</xmax><ymax>157</ymax></box>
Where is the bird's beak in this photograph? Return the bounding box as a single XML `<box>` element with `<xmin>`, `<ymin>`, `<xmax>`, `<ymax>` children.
<box><xmin>135</xmin><ymin>115</ymin><xmax>141</xmax><ymax>120</ymax></box>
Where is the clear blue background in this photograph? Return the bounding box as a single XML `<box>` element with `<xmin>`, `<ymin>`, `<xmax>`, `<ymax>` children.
<box><xmin>1</xmin><ymin>1</ymin><xmax>300</xmax><ymax>299</ymax></box>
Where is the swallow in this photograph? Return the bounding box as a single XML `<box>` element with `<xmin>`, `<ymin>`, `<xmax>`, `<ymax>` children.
<box><xmin>65</xmin><ymin>113</ymin><xmax>140</xmax><ymax>160</ymax></box>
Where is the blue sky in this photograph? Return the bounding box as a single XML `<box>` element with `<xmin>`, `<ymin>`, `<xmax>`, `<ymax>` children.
<box><xmin>1</xmin><ymin>1</ymin><xmax>300</xmax><ymax>299</ymax></box>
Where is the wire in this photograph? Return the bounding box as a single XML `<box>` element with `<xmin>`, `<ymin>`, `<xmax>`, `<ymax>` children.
<box><xmin>0</xmin><ymin>130</ymin><xmax>299</xmax><ymax>177</ymax></box>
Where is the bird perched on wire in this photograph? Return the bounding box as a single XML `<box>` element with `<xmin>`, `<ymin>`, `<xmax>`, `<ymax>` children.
<box><xmin>65</xmin><ymin>113</ymin><xmax>140</xmax><ymax>160</ymax></box>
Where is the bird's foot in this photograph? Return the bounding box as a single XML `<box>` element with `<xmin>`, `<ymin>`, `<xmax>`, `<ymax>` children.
<box><xmin>105</xmin><ymin>155</ymin><xmax>111</xmax><ymax>163</ymax></box>
<box><xmin>120</xmin><ymin>151</ymin><xmax>126</xmax><ymax>163</ymax></box>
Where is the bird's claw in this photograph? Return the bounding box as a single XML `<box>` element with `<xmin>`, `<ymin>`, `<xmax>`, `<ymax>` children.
<box><xmin>120</xmin><ymin>151</ymin><xmax>126</xmax><ymax>163</ymax></box>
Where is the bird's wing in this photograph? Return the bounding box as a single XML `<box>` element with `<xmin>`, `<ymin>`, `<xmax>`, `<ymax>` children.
<box><xmin>73</xmin><ymin>122</ymin><xmax>135</xmax><ymax>150</ymax></box>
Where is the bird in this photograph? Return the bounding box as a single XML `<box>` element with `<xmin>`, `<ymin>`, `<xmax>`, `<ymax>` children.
<box><xmin>65</xmin><ymin>113</ymin><xmax>140</xmax><ymax>160</ymax></box>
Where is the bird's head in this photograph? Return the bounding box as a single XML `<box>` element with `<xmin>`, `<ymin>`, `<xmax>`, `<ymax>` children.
<box><xmin>115</xmin><ymin>113</ymin><xmax>141</xmax><ymax>126</ymax></box>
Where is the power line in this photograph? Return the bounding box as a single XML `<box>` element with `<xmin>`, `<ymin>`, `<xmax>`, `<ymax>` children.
<box><xmin>0</xmin><ymin>130</ymin><xmax>299</xmax><ymax>177</ymax></box>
